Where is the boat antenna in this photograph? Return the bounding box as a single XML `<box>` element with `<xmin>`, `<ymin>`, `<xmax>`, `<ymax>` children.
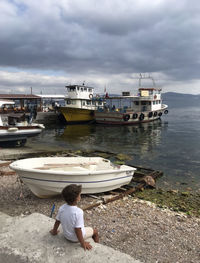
<box><xmin>139</xmin><ymin>73</ymin><xmax>142</xmax><ymax>87</ymax></box>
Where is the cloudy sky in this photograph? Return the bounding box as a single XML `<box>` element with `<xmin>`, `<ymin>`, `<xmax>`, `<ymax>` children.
<box><xmin>0</xmin><ymin>0</ymin><xmax>200</xmax><ymax>95</ymax></box>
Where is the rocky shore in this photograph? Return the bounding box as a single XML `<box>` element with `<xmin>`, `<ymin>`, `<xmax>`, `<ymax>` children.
<box><xmin>0</xmin><ymin>147</ymin><xmax>200</xmax><ymax>262</ymax></box>
<box><xmin>0</xmin><ymin>170</ymin><xmax>200</xmax><ymax>263</ymax></box>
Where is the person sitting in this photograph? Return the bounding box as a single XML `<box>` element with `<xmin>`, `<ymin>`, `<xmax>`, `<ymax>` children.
<box><xmin>50</xmin><ymin>184</ymin><xmax>99</xmax><ymax>250</ymax></box>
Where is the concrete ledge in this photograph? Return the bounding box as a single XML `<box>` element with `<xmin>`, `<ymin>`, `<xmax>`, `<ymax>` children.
<box><xmin>0</xmin><ymin>212</ymin><xmax>142</xmax><ymax>263</ymax></box>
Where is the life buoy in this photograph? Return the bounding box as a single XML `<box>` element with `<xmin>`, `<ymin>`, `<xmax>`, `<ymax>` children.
<box><xmin>139</xmin><ymin>113</ymin><xmax>145</xmax><ymax>121</ymax></box>
<box><xmin>164</xmin><ymin>109</ymin><xmax>168</xmax><ymax>114</ymax></box>
<box><xmin>154</xmin><ymin>95</ymin><xmax>157</xmax><ymax>99</ymax></box>
<box><xmin>123</xmin><ymin>114</ymin><xmax>130</xmax><ymax>121</ymax></box>
<box><xmin>158</xmin><ymin>112</ymin><xmax>162</xmax><ymax>117</ymax></box>
<box><xmin>8</xmin><ymin>127</ymin><xmax>18</xmax><ymax>132</ymax></box>
<box><xmin>132</xmin><ymin>113</ymin><xmax>138</xmax><ymax>119</ymax></box>
<box><xmin>89</xmin><ymin>94</ymin><xmax>93</xmax><ymax>99</ymax></box>
<box><xmin>153</xmin><ymin>111</ymin><xmax>157</xmax><ymax>117</ymax></box>
<box><xmin>148</xmin><ymin>112</ymin><xmax>153</xmax><ymax>118</ymax></box>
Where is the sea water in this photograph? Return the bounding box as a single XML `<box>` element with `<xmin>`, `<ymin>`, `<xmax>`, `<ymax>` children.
<box><xmin>27</xmin><ymin>97</ymin><xmax>200</xmax><ymax>192</ymax></box>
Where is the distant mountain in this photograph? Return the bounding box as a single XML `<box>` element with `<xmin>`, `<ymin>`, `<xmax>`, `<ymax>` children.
<box><xmin>162</xmin><ymin>92</ymin><xmax>200</xmax><ymax>108</ymax></box>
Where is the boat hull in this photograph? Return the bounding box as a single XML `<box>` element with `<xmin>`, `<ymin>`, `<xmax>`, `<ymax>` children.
<box><xmin>59</xmin><ymin>107</ymin><xmax>94</xmax><ymax>123</ymax></box>
<box><xmin>10</xmin><ymin>157</ymin><xmax>136</xmax><ymax>198</ymax></box>
<box><xmin>95</xmin><ymin>106</ymin><xmax>168</xmax><ymax>125</ymax></box>
<box><xmin>0</xmin><ymin>126</ymin><xmax>43</xmax><ymax>142</ymax></box>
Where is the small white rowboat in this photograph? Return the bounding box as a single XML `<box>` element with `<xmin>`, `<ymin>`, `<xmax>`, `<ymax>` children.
<box><xmin>10</xmin><ymin>157</ymin><xmax>136</xmax><ymax>198</ymax></box>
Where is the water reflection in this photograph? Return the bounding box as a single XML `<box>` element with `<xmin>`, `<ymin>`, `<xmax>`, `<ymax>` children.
<box><xmin>54</xmin><ymin>120</ymin><xmax>168</xmax><ymax>158</ymax></box>
<box><xmin>26</xmin><ymin>104</ymin><xmax>200</xmax><ymax>191</ymax></box>
<box><xmin>58</xmin><ymin>124</ymin><xmax>94</xmax><ymax>139</ymax></box>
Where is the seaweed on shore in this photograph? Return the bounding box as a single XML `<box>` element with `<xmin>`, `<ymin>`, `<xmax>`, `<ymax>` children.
<box><xmin>134</xmin><ymin>188</ymin><xmax>200</xmax><ymax>217</ymax></box>
<box><xmin>3</xmin><ymin>149</ymin><xmax>200</xmax><ymax>218</ymax></box>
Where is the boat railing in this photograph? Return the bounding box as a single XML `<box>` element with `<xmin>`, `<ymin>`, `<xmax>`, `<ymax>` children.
<box><xmin>97</xmin><ymin>106</ymin><xmax>134</xmax><ymax>114</ymax></box>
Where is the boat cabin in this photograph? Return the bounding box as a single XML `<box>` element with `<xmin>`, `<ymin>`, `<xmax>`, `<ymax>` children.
<box><xmin>64</xmin><ymin>84</ymin><xmax>104</xmax><ymax>110</ymax></box>
<box><xmin>98</xmin><ymin>88</ymin><xmax>162</xmax><ymax>113</ymax></box>
<box><xmin>65</xmin><ymin>85</ymin><xmax>94</xmax><ymax>100</ymax></box>
<box><xmin>132</xmin><ymin>88</ymin><xmax>162</xmax><ymax>112</ymax></box>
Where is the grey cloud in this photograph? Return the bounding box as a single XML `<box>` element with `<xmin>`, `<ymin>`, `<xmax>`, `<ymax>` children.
<box><xmin>0</xmin><ymin>0</ymin><xmax>200</xmax><ymax>94</ymax></box>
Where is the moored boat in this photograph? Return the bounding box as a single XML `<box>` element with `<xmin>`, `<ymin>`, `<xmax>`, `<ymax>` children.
<box><xmin>9</xmin><ymin>156</ymin><xmax>136</xmax><ymax>198</ymax></box>
<box><xmin>0</xmin><ymin>100</ymin><xmax>45</xmax><ymax>145</ymax></box>
<box><xmin>95</xmin><ymin>76</ymin><xmax>168</xmax><ymax>125</ymax></box>
<box><xmin>59</xmin><ymin>84</ymin><xmax>104</xmax><ymax>123</ymax></box>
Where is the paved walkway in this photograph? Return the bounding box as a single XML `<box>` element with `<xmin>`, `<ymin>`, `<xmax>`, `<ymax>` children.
<box><xmin>0</xmin><ymin>212</ymin><xmax>142</xmax><ymax>263</ymax></box>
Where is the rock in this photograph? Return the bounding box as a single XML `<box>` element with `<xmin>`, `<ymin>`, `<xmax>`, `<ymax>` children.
<box><xmin>142</xmin><ymin>176</ymin><xmax>156</xmax><ymax>188</ymax></box>
<box><xmin>181</xmin><ymin>191</ymin><xmax>190</xmax><ymax>196</ymax></box>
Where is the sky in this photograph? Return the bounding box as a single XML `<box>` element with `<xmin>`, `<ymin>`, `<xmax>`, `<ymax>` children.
<box><xmin>0</xmin><ymin>0</ymin><xmax>200</xmax><ymax>95</ymax></box>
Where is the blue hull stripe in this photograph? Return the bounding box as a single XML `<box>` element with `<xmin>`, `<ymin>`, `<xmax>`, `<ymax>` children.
<box><xmin>21</xmin><ymin>174</ymin><xmax>133</xmax><ymax>184</ymax></box>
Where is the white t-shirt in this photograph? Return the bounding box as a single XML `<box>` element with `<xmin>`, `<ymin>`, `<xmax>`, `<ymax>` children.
<box><xmin>56</xmin><ymin>204</ymin><xmax>86</xmax><ymax>242</ymax></box>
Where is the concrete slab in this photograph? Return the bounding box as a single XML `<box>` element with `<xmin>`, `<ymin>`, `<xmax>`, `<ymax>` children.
<box><xmin>0</xmin><ymin>212</ymin><xmax>142</xmax><ymax>263</ymax></box>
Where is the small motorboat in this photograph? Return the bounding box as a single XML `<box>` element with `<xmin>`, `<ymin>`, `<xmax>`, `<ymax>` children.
<box><xmin>0</xmin><ymin>99</ymin><xmax>45</xmax><ymax>145</ymax></box>
<box><xmin>10</xmin><ymin>156</ymin><xmax>136</xmax><ymax>198</ymax></box>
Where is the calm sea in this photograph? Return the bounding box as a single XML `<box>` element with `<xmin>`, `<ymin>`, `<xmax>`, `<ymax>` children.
<box><xmin>27</xmin><ymin>96</ymin><xmax>200</xmax><ymax>192</ymax></box>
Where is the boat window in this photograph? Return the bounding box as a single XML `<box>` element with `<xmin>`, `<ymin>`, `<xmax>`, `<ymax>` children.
<box><xmin>69</xmin><ymin>87</ymin><xmax>75</xmax><ymax>92</ymax></box>
<box><xmin>88</xmin><ymin>88</ymin><xmax>92</xmax><ymax>92</ymax></box>
<box><xmin>84</xmin><ymin>87</ymin><xmax>87</xmax><ymax>91</ymax></box>
<box><xmin>66</xmin><ymin>99</ymin><xmax>71</xmax><ymax>105</ymax></box>
<box><xmin>81</xmin><ymin>88</ymin><xmax>83</xmax><ymax>91</ymax></box>
<box><xmin>87</xmin><ymin>101</ymin><xmax>91</xmax><ymax>105</ymax></box>
<box><xmin>82</xmin><ymin>101</ymin><xmax>85</xmax><ymax>106</ymax></box>
<box><xmin>72</xmin><ymin>100</ymin><xmax>76</xmax><ymax>105</ymax></box>
<box><xmin>92</xmin><ymin>101</ymin><xmax>96</xmax><ymax>105</ymax></box>
<box><xmin>153</xmin><ymin>101</ymin><xmax>156</xmax><ymax>105</ymax></box>
<box><xmin>134</xmin><ymin>101</ymin><xmax>139</xmax><ymax>105</ymax></box>
<box><xmin>156</xmin><ymin>101</ymin><xmax>159</xmax><ymax>104</ymax></box>
<box><xmin>141</xmin><ymin>101</ymin><xmax>147</xmax><ymax>105</ymax></box>
<box><xmin>149</xmin><ymin>101</ymin><xmax>151</xmax><ymax>105</ymax></box>
<box><xmin>149</xmin><ymin>90</ymin><xmax>153</xmax><ymax>95</ymax></box>
<box><xmin>77</xmin><ymin>87</ymin><xmax>79</xmax><ymax>91</ymax></box>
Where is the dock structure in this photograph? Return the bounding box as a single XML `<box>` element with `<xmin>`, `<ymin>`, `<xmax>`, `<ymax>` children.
<box><xmin>36</xmin><ymin>94</ymin><xmax>65</xmax><ymax>112</ymax></box>
<box><xmin>0</xmin><ymin>94</ymin><xmax>42</xmax><ymax>113</ymax></box>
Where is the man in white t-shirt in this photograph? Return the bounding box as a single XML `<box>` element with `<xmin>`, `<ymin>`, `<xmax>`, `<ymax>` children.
<box><xmin>50</xmin><ymin>184</ymin><xmax>99</xmax><ymax>250</ymax></box>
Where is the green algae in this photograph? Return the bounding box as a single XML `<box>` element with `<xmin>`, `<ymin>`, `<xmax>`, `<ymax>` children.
<box><xmin>116</xmin><ymin>153</ymin><xmax>132</xmax><ymax>161</ymax></box>
<box><xmin>114</xmin><ymin>160</ymin><xmax>125</xmax><ymax>165</ymax></box>
<box><xmin>134</xmin><ymin>188</ymin><xmax>200</xmax><ymax>217</ymax></box>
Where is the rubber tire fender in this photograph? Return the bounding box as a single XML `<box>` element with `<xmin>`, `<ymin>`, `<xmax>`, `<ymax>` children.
<box><xmin>123</xmin><ymin>114</ymin><xmax>130</xmax><ymax>121</ymax></box>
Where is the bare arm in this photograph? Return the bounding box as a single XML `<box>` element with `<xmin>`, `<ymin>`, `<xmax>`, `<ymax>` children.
<box><xmin>75</xmin><ymin>228</ymin><xmax>92</xmax><ymax>250</ymax></box>
<box><xmin>50</xmin><ymin>219</ymin><xmax>60</xmax><ymax>235</ymax></box>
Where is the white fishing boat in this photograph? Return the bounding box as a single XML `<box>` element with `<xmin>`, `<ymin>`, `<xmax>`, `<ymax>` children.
<box><xmin>0</xmin><ymin>99</ymin><xmax>45</xmax><ymax>145</ymax></box>
<box><xmin>10</xmin><ymin>156</ymin><xmax>136</xmax><ymax>198</ymax></box>
<box><xmin>95</xmin><ymin>75</ymin><xmax>168</xmax><ymax>125</ymax></box>
<box><xmin>59</xmin><ymin>84</ymin><xmax>104</xmax><ymax>123</ymax></box>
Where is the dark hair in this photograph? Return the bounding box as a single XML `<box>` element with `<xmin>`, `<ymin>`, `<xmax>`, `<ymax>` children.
<box><xmin>62</xmin><ymin>184</ymin><xmax>82</xmax><ymax>205</ymax></box>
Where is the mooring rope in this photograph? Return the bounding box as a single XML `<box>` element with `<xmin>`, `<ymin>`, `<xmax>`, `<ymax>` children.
<box><xmin>16</xmin><ymin>175</ymin><xmax>32</xmax><ymax>214</ymax></box>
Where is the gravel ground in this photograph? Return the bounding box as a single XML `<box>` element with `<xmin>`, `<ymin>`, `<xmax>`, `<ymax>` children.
<box><xmin>0</xmin><ymin>173</ymin><xmax>200</xmax><ymax>263</ymax></box>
